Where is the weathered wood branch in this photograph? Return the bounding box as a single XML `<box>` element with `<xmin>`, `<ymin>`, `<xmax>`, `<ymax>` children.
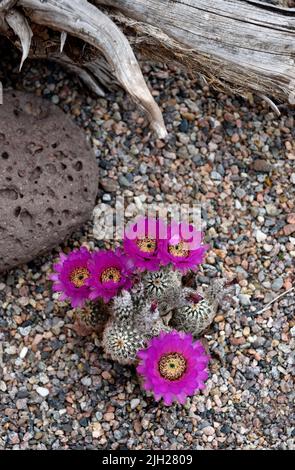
<box><xmin>96</xmin><ymin>0</ymin><xmax>295</xmax><ymax>103</ymax></box>
<box><xmin>1</xmin><ymin>0</ymin><xmax>295</xmax><ymax>136</ymax></box>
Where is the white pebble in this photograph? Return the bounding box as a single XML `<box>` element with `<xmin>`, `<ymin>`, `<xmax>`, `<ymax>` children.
<box><xmin>81</xmin><ymin>377</ymin><xmax>92</xmax><ymax>387</ymax></box>
<box><xmin>203</xmin><ymin>426</ymin><xmax>215</xmax><ymax>436</ymax></box>
<box><xmin>0</xmin><ymin>381</ymin><xmax>7</xmax><ymax>392</ymax></box>
<box><xmin>19</xmin><ymin>347</ymin><xmax>28</xmax><ymax>359</ymax></box>
<box><xmin>130</xmin><ymin>398</ymin><xmax>140</xmax><ymax>410</ymax></box>
<box><xmin>255</xmin><ymin>229</ymin><xmax>267</xmax><ymax>243</ymax></box>
<box><xmin>239</xmin><ymin>294</ymin><xmax>251</xmax><ymax>306</ymax></box>
<box><xmin>19</xmin><ymin>326</ymin><xmax>31</xmax><ymax>336</ymax></box>
<box><xmin>36</xmin><ymin>386</ymin><xmax>49</xmax><ymax>397</ymax></box>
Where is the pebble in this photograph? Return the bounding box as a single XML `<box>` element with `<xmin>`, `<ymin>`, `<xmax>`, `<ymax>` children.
<box><xmin>36</xmin><ymin>387</ymin><xmax>49</xmax><ymax>398</ymax></box>
<box><xmin>239</xmin><ymin>294</ymin><xmax>251</xmax><ymax>306</ymax></box>
<box><xmin>203</xmin><ymin>426</ymin><xmax>215</xmax><ymax>436</ymax></box>
<box><xmin>19</xmin><ymin>347</ymin><xmax>28</xmax><ymax>359</ymax></box>
<box><xmin>130</xmin><ymin>398</ymin><xmax>140</xmax><ymax>410</ymax></box>
<box><xmin>271</xmin><ymin>278</ymin><xmax>284</xmax><ymax>292</ymax></box>
<box><xmin>81</xmin><ymin>377</ymin><xmax>92</xmax><ymax>387</ymax></box>
<box><xmin>252</xmin><ymin>159</ymin><xmax>272</xmax><ymax>173</ymax></box>
<box><xmin>255</xmin><ymin>229</ymin><xmax>267</xmax><ymax>243</ymax></box>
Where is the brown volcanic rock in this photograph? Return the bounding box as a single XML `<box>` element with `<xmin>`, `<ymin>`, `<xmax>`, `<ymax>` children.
<box><xmin>0</xmin><ymin>91</ymin><xmax>98</xmax><ymax>273</ymax></box>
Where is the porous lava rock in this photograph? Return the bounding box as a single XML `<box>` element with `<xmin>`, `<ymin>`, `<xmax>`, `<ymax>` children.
<box><xmin>0</xmin><ymin>91</ymin><xmax>98</xmax><ymax>273</ymax></box>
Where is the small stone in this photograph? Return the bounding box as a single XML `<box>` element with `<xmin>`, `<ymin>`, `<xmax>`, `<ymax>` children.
<box><xmin>287</xmin><ymin>213</ymin><xmax>295</xmax><ymax>224</ymax></box>
<box><xmin>134</xmin><ymin>420</ymin><xmax>142</xmax><ymax>434</ymax></box>
<box><xmin>243</xmin><ymin>327</ymin><xmax>250</xmax><ymax>337</ymax></box>
<box><xmin>0</xmin><ymin>381</ymin><xmax>7</xmax><ymax>392</ymax></box>
<box><xmin>100</xmin><ymin>177</ymin><xmax>118</xmax><ymax>193</ymax></box>
<box><xmin>203</xmin><ymin>426</ymin><xmax>215</xmax><ymax>436</ymax></box>
<box><xmin>263</xmin><ymin>244</ymin><xmax>273</xmax><ymax>252</ymax></box>
<box><xmin>220</xmin><ymin>424</ymin><xmax>231</xmax><ymax>434</ymax></box>
<box><xmin>19</xmin><ymin>326</ymin><xmax>31</xmax><ymax>336</ymax></box>
<box><xmin>51</xmin><ymin>95</ymin><xmax>60</xmax><ymax>104</ymax></box>
<box><xmin>118</xmin><ymin>175</ymin><xmax>131</xmax><ymax>187</ymax></box>
<box><xmin>102</xmin><ymin>193</ymin><xmax>111</xmax><ymax>202</ymax></box>
<box><xmin>255</xmin><ymin>229</ymin><xmax>267</xmax><ymax>243</ymax></box>
<box><xmin>231</xmin><ymin>133</ymin><xmax>239</xmax><ymax>143</ymax></box>
<box><xmin>36</xmin><ymin>387</ymin><xmax>49</xmax><ymax>397</ymax></box>
<box><xmin>104</xmin><ymin>412</ymin><xmax>114</xmax><ymax>422</ymax></box>
<box><xmin>16</xmin><ymin>399</ymin><xmax>27</xmax><ymax>410</ymax></box>
<box><xmin>19</xmin><ymin>347</ymin><xmax>28</xmax><ymax>359</ymax></box>
<box><xmin>5</xmin><ymin>345</ymin><xmax>17</xmax><ymax>355</ymax></box>
<box><xmin>283</xmin><ymin>224</ymin><xmax>295</xmax><ymax>236</ymax></box>
<box><xmin>252</xmin><ymin>159</ymin><xmax>271</xmax><ymax>173</ymax></box>
<box><xmin>239</xmin><ymin>294</ymin><xmax>251</xmax><ymax>306</ymax></box>
<box><xmin>81</xmin><ymin>377</ymin><xmax>92</xmax><ymax>387</ymax></box>
<box><xmin>92</xmin><ymin>422</ymin><xmax>103</xmax><ymax>438</ymax></box>
<box><xmin>101</xmin><ymin>371</ymin><xmax>112</xmax><ymax>380</ymax></box>
<box><xmin>271</xmin><ymin>277</ymin><xmax>283</xmax><ymax>291</ymax></box>
<box><xmin>130</xmin><ymin>398</ymin><xmax>140</xmax><ymax>410</ymax></box>
<box><xmin>290</xmin><ymin>173</ymin><xmax>295</xmax><ymax>184</ymax></box>
<box><xmin>139</xmin><ymin>163</ymin><xmax>147</xmax><ymax>175</ymax></box>
<box><xmin>211</xmin><ymin>171</ymin><xmax>222</xmax><ymax>181</ymax></box>
<box><xmin>265</xmin><ymin>204</ymin><xmax>278</xmax><ymax>216</ymax></box>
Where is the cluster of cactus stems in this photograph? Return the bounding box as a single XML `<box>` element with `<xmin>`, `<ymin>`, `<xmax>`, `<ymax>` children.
<box><xmin>81</xmin><ymin>268</ymin><xmax>229</xmax><ymax>366</ymax></box>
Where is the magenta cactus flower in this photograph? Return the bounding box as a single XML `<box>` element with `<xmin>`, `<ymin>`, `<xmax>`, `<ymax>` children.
<box><xmin>49</xmin><ymin>247</ymin><xmax>92</xmax><ymax>308</ymax></box>
<box><xmin>87</xmin><ymin>249</ymin><xmax>133</xmax><ymax>302</ymax></box>
<box><xmin>158</xmin><ymin>221</ymin><xmax>209</xmax><ymax>272</ymax></box>
<box><xmin>123</xmin><ymin>216</ymin><xmax>167</xmax><ymax>271</ymax></box>
<box><xmin>137</xmin><ymin>330</ymin><xmax>210</xmax><ymax>405</ymax></box>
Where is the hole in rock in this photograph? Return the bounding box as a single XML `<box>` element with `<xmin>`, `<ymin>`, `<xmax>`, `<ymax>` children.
<box><xmin>18</xmin><ymin>169</ymin><xmax>26</xmax><ymax>178</ymax></box>
<box><xmin>45</xmin><ymin>163</ymin><xmax>57</xmax><ymax>175</ymax></box>
<box><xmin>54</xmin><ymin>151</ymin><xmax>67</xmax><ymax>160</ymax></box>
<box><xmin>62</xmin><ymin>210</ymin><xmax>70</xmax><ymax>219</ymax></box>
<box><xmin>0</xmin><ymin>188</ymin><xmax>18</xmax><ymax>200</ymax></box>
<box><xmin>26</xmin><ymin>142</ymin><xmax>43</xmax><ymax>155</ymax></box>
<box><xmin>14</xmin><ymin>207</ymin><xmax>21</xmax><ymax>217</ymax></box>
<box><xmin>46</xmin><ymin>208</ymin><xmax>54</xmax><ymax>217</ymax></box>
<box><xmin>73</xmin><ymin>161</ymin><xmax>83</xmax><ymax>171</ymax></box>
<box><xmin>2</xmin><ymin>152</ymin><xmax>9</xmax><ymax>159</ymax></box>
<box><xmin>19</xmin><ymin>209</ymin><xmax>33</xmax><ymax>227</ymax></box>
<box><xmin>29</xmin><ymin>166</ymin><xmax>43</xmax><ymax>182</ymax></box>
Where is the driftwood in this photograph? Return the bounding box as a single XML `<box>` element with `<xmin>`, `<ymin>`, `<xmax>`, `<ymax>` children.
<box><xmin>1</xmin><ymin>0</ymin><xmax>295</xmax><ymax>136</ymax></box>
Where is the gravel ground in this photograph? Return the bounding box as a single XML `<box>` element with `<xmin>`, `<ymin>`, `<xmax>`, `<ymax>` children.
<box><xmin>0</xmin><ymin>41</ymin><xmax>294</xmax><ymax>450</ymax></box>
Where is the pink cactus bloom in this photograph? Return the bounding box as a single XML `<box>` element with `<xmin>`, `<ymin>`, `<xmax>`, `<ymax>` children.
<box><xmin>123</xmin><ymin>216</ymin><xmax>168</xmax><ymax>271</ymax></box>
<box><xmin>87</xmin><ymin>249</ymin><xmax>133</xmax><ymax>302</ymax></box>
<box><xmin>158</xmin><ymin>221</ymin><xmax>209</xmax><ymax>272</ymax></box>
<box><xmin>137</xmin><ymin>330</ymin><xmax>210</xmax><ymax>406</ymax></box>
<box><xmin>49</xmin><ymin>247</ymin><xmax>92</xmax><ymax>308</ymax></box>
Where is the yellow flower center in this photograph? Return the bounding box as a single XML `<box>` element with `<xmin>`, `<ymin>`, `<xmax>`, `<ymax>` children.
<box><xmin>70</xmin><ymin>267</ymin><xmax>90</xmax><ymax>288</ymax></box>
<box><xmin>168</xmin><ymin>240</ymin><xmax>189</xmax><ymax>258</ymax></box>
<box><xmin>158</xmin><ymin>352</ymin><xmax>187</xmax><ymax>381</ymax></box>
<box><xmin>136</xmin><ymin>237</ymin><xmax>156</xmax><ymax>253</ymax></box>
<box><xmin>101</xmin><ymin>267</ymin><xmax>121</xmax><ymax>284</ymax></box>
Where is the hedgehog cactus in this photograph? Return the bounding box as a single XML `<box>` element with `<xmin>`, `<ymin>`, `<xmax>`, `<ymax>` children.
<box><xmin>100</xmin><ymin>270</ymin><xmax>230</xmax><ymax>365</ymax></box>
<box><xmin>50</xmin><ymin>216</ymin><xmax>235</xmax><ymax>403</ymax></box>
